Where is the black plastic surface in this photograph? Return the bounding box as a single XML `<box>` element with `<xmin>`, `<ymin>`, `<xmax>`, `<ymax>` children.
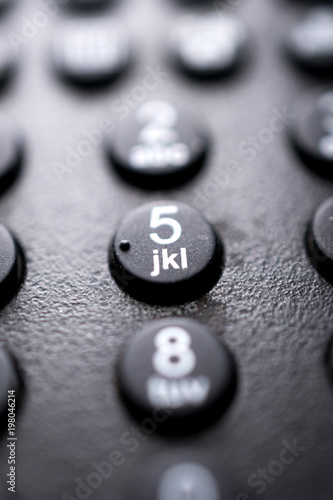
<box><xmin>0</xmin><ymin>1</ymin><xmax>333</xmax><ymax>499</ymax></box>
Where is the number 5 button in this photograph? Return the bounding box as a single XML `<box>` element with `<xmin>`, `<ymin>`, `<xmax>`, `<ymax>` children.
<box><xmin>118</xmin><ymin>318</ymin><xmax>236</xmax><ymax>432</ymax></box>
<box><xmin>109</xmin><ymin>201</ymin><xmax>223</xmax><ymax>304</ymax></box>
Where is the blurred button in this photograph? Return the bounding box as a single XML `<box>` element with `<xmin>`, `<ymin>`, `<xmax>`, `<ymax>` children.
<box><xmin>52</xmin><ymin>18</ymin><xmax>130</xmax><ymax>86</ymax></box>
<box><xmin>157</xmin><ymin>463</ymin><xmax>220</xmax><ymax>500</ymax></box>
<box><xmin>170</xmin><ymin>13</ymin><xmax>247</xmax><ymax>77</ymax></box>
<box><xmin>0</xmin><ymin>223</ymin><xmax>25</xmax><ymax>307</ymax></box>
<box><xmin>286</xmin><ymin>7</ymin><xmax>333</xmax><ymax>73</ymax></box>
<box><xmin>0</xmin><ymin>348</ymin><xmax>20</xmax><ymax>428</ymax></box>
<box><xmin>67</xmin><ymin>0</ymin><xmax>109</xmax><ymax>8</ymax></box>
<box><xmin>0</xmin><ymin>38</ymin><xmax>14</xmax><ymax>86</ymax></box>
<box><xmin>134</xmin><ymin>454</ymin><xmax>231</xmax><ymax>500</ymax></box>
<box><xmin>118</xmin><ymin>318</ymin><xmax>236</xmax><ymax>431</ymax></box>
<box><xmin>308</xmin><ymin>196</ymin><xmax>333</xmax><ymax>281</ymax></box>
<box><xmin>106</xmin><ymin>100</ymin><xmax>208</xmax><ymax>189</ymax></box>
<box><xmin>290</xmin><ymin>89</ymin><xmax>333</xmax><ymax>177</ymax></box>
<box><xmin>0</xmin><ymin>114</ymin><xmax>22</xmax><ymax>195</ymax></box>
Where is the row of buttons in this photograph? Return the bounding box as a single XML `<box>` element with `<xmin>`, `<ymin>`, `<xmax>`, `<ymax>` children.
<box><xmin>51</xmin><ymin>8</ymin><xmax>333</xmax><ymax>85</ymax></box>
<box><xmin>0</xmin><ymin>317</ymin><xmax>235</xmax><ymax>432</ymax></box>
<box><xmin>4</xmin><ymin>91</ymin><xmax>333</xmax><ymax>200</ymax></box>
<box><xmin>50</xmin><ymin>7</ymin><xmax>333</xmax><ymax>83</ymax></box>
<box><xmin>3</xmin><ymin>6</ymin><xmax>333</xmax><ymax>90</ymax></box>
<box><xmin>54</xmin><ymin>14</ymin><xmax>247</xmax><ymax>85</ymax></box>
<box><xmin>1</xmin><ymin>195</ymin><xmax>333</xmax><ymax>308</ymax></box>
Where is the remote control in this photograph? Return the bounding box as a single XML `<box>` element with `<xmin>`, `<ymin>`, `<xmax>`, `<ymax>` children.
<box><xmin>0</xmin><ymin>1</ymin><xmax>333</xmax><ymax>499</ymax></box>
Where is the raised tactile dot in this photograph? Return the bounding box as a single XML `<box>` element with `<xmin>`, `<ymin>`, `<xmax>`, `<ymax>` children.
<box><xmin>308</xmin><ymin>196</ymin><xmax>333</xmax><ymax>282</ymax></box>
<box><xmin>0</xmin><ymin>223</ymin><xmax>25</xmax><ymax>307</ymax></box>
<box><xmin>119</xmin><ymin>240</ymin><xmax>131</xmax><ymax>251</ymax></box>
<box><xmin>52</xmin><ymin>18</ymin><xmax>130</xmax><ymax>86</ymax></box>
<box><xmin>109</xmin><ymin>201</ymin><xmax>223</xmax><ymax>304</ymax></box>
<box><xmin>286</xmin><ymin>7</ymin><xmax>333</xmax><ymax>74</ymax></box>
<box><xmin>118</xmin><ymin>318</ymin><xmax>236</xmax><ymax>431</ymax></box>
<box><xmin>105</xmin><ymin>100</ymin><xmax>208</xmax><ymax>189</ymax></box>
<box><xmin>169</xmin><ymin>13</ymin><xmax>247</xmax><ymax>78</ymax></box>
<box><xmin>0</xmin><ymin>348</ymin><xmax>20</xmax><ymax>429</ymax></box>
<box><xmin>0</xmin><ymin>115</ymin><xmax>22</xmax><ymax>195</ymax></box>
<box><xmin>290</xmin><ymin>89</ymin><xmax>333</xmax><ymax>177</ymax></box>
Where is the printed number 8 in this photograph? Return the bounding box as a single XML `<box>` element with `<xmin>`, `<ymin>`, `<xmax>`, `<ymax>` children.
<box><xmin>152</xmin><ymin>327</ymin><xmax>196</xmax><ymax>379</ymax></box>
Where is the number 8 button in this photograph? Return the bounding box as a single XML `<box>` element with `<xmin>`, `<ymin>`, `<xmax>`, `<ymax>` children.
<box><xmin>118</xmin><ymin>318</ymin><xmax>236</xmax><ymax>432</ymax></box>
<box><xmin>109</xmin><ymin>201</ymin><xmax>223</xmax><ymax>304</ymax></box>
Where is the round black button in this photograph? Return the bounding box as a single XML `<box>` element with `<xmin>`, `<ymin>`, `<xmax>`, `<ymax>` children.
<box><xmin>308</xmin><ymin>196</ymin><xmax>333</xmax><ymax>281</ymax></box>
<box><xmin>169</xmin><ymin>13</ymin><xmax>247</xmax><ymax>78</ymax></box>
<box><xmin>134</xmin><ymin>455</ymin><xmax>232</xmax><ymax>500</ymax></box>
<box><xmin>118</xmin><ymin>318</ymin><xmax>236</xmax><ymax>432</ymax></box>
<box><xmin>52</xmin><ymin>18</ymin><xmax>130</xmax><ymax>86</ymax></box>
<box><xmin>0</xmin><ymin>223</ymin><xmax>25</xmax><ymax>307</ymax></box>
<box><xmin>0</xmin><ymin>348</ymin><xmax>20</xmax><ymax>429</ymax></box>
<box><xmin>286</xmin><ymin>7</ymin><xmax>333</xmax><ymax>74</ymax></box>
<box><xmin>109</xmin><ymin>201</ymin><xmax>223</xmax><ymax>304</ymax></box>
<box><xmin>290</xmin><ymin>89</ymin><xmax>333</xmax><ymax>177</ymax></box>
<box><xmin>0</xmin><ymin>114</ymin><xmax>22</xmax><ymax>195</ymax></box>
<box><xmin>106</xmin><ymin>100</ymin><xmax>208</xmax><ymax>189</ymax></box>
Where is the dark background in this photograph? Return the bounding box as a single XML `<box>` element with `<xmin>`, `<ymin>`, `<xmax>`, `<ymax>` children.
<box><xmin>0</xmin><ymin>0</ymin><xmax>333</xmax><ymax>499</ymax></box>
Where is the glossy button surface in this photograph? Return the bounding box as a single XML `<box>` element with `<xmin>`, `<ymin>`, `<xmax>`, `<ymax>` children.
<box><xmin>308</xmin><ymin>196</ymin><xmax>333</xmax><ymax>281</ymax></box>
<box><xmin>286</xmin><ymin>7</ymin><xmax>333</xmax><ymax>73</ymax></box>
<box><xmin>106</xmin><ymin>100</ymin><xmax>208</xmax><ymax>189</ymax></box>
<box><xmin>290</xmin><ymin>89</ymin><xmax>333</xmax><ymax>177</ymax></box>
<box><xmin>134</xmin><ymin>453</ymin><xmax>231</xmax><ymax>500</ymax></box>
<box><xmin>0</xmin><ymin>114</ymin><xmax>22</xmax><ymax>194</ymax></box>
<box><xmin>53</xmin><ymin>18</ymin><xmax>130</xmax><ymax>86</ymax></box>
<box><xmin>170</xmin><ymin>13</ymin><xmax>247</xmax><ymax>77</ymax></box>
<box><xmin>118</xmin><ymin>318</ymin><xmax>236</xmax><ymax>431</ymax></box>
<box><xmin>0</xmin><ymin>38</ymin><xmax>14</xmax><ymax>86</ymax></box>
<box><xmin>157</xmin><ymin>463</ymin><xmax>221</xmax><ymax>500</ymax></box>
<box><xmin>109</xmin><ymin>201</ymin><xmax>223</xmax><ymax>304</ymax></box>
<box><xmin>0</xmin><ymin>223</ymin><xmax>24</xmax><ymax>307</ymax></box>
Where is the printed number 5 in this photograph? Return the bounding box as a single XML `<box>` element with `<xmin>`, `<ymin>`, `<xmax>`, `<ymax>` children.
<box><xmin>150</xmin><ymin>206</ymin><xmax>182</xmax><ymax>245</ymax></box>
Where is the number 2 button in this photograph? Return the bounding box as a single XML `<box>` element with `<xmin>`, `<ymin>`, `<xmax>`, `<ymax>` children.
<box><xmin>109</xmin><ymin>201</ymin><xmax>223</xmax><ymax>304</ymax></box>
<box><xmin>105</xmin><ymin>101</ymin><xmax>208</xmax><ymax>189</ymax></box>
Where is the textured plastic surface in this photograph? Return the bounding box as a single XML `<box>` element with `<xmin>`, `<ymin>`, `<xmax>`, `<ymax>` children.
<box><xmin>0</xmin><ymin>1</ymin><xmax>333</xmax><ymax>499</ymax></box>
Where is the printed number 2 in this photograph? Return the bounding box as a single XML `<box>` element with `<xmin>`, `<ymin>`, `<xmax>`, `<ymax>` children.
<box><xmin>137</xmin><ymin>101</ymin><xmax>179</xmax><ymax>145</ymax></box>
<box><xmin>150</xmin><ymin>206</ymin><xmax>182</xmax><ymax>245</ymax></box>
